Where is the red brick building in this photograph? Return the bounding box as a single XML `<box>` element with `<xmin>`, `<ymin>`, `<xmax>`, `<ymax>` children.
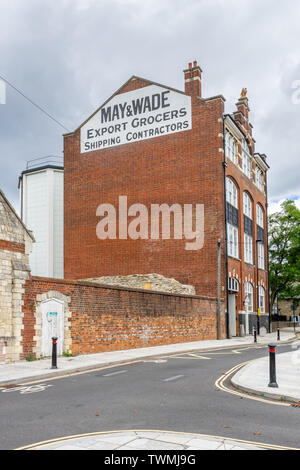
<box><xmin>63</xmin><ymin>62</ymin><xmax>269</xmax><ymax>337</ymax></box>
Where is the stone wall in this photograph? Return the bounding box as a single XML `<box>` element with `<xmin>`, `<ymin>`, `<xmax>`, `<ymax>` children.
<box><xmin>278</xmin><ymin>299</ymin><xmax>300</xmax><ymax>318</ymax></box>
<box><xmin>0</xmin><ymin>191</ymin><xmax>33</xmax><ymax>363</ymax></box>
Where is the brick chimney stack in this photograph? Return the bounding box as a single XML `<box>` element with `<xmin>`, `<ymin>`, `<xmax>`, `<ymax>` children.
<box><xmin>184</xmin><ymin>60</ymin><xmax>202</xmax><ymax>97</ymax></box>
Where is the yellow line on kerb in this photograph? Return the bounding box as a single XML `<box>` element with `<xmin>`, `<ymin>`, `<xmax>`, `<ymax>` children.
<box><xmin>15</xmin><ymin>429</ymin><xmax>300</xmax><ymax>451</ymax></box>
<box><xmin>215</xmin><ymin>360</ymin><xmax>291</xmax><ymax>407</ymax></box>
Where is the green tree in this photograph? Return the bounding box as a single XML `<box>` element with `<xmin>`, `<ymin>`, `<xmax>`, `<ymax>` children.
<box><xmin>268</xmin><ymin>200</ymin><xmax>300</xmax><ymax>314</ymax></box>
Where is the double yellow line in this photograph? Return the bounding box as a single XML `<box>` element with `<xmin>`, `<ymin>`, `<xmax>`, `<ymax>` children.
<box><xmin>215</xmin><ymin>359</ymin><xmax>291</xmax><ymax>407</ymax></box>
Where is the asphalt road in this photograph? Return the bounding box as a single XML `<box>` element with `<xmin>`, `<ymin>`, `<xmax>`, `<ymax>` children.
<box><xmin>1</xmin><ymin>342</ymin><xmax>300</xmax><ymax>450</ymax></box>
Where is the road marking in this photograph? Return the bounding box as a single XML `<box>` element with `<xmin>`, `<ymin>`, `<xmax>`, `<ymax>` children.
<box><xmin>163</xmin><ymin>375</ymin><xmax>184</xmax><ymax>382</ymax></box>
<box><xmin>162</xmin><ymin>353</ymin><xmax>211</xmax><ymax>360</ymax></box>
<box><xmin>14</xmin><ymin>429</ymin><xmax>300</xmax><ymax>451</ymax></box>
<box><xmin>102</xmin><ymin>370</ymin><xmax>128</xmax><ymax>377</ymax></box>
<box><xmin>1</xmin><ymin>384</ymin><xmax>53</xmax><ymax>394</ymax></box>
<box><xmin>183</xmin><ymin>353</ymin><xmax>211</xmax><ymax>359</ymax></box>
<box><xmin>215</xmin><ymin>361</ymin><xmax>291</xmax><ymax>407</ymax></box>
<box><xmin>143</xmin><ymin>359</ymin><xmax>168</xmax><ymax>363</ymax></box>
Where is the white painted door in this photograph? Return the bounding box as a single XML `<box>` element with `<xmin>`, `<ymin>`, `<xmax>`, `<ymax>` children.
<box><xmin>228</xmin><ymin>294</ymin><xmax>237</xmax><ymax>337</ymax></box>
<box><xmin>41</xmin><ymin>299</ymin><xmax>64</xmax><ymax>357</ymax></box>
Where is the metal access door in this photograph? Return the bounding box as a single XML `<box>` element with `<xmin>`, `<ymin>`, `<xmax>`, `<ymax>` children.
<box><xmin>228</xmin><ymin>294</ymin><xmax>237</xmax><ymax>337</ymax></box>
<box><xmin>41</xmin><ymin>299</ymin><xmax>64</xmax><ymax>357</ymax></box>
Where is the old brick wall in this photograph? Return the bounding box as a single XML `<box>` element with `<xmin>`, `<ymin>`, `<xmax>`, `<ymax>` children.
<box><xmin>22</xmin><ymin>276</ymin><xmax>225</xmax><ymax>358</ymax></box>
<box><xmin>63</xmin><ymin>72</ymin><xmax>227</xmax><ymax>300</ymax></box>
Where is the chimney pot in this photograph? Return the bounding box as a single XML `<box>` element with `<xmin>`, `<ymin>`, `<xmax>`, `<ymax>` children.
<box><xmin>189</xmin><ymin>62</ymin><xmax>192</xmax><ymax>70</ymax></box>
<box><xmin>193</xmin><ymin>60</ymin><xmax>197</xmax><ymax>67</ymax></box>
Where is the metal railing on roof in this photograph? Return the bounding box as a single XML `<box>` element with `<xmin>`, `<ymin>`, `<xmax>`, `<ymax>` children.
<box><xmin>26</xmin><ymin>155</ymin><xmax>64</xmax><ymax>170</ymax></box>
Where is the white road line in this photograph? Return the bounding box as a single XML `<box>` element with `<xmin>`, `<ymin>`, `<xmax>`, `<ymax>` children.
<box><xmin>2</xmin><ymin>384</ymin><xmax>53</xmax><ymax>394</ymax></box>
<box><xmin>163</xmin><ymin>375</ymin><xmax>184</xmax><ymax>382</ymax></box>
<box><xmin>102</xmin><ymin>370</ymin><xmax>128</xmax><ymax>377</ymax></box>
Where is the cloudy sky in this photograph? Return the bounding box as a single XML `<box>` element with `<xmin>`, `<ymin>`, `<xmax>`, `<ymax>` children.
<box><xmin>1</xmin><ymin>0</ymin><xmax>300</xmax><ymax>214</ymax></box>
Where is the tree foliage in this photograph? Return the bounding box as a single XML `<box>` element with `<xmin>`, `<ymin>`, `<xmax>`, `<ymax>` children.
<box><xmin>268</xmin><ymin>200</ymin><xmax>300</xmax><ymax>312</ymax></box>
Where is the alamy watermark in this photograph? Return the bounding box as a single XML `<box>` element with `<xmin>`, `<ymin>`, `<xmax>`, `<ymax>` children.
<box><xmin>291</xmin><ymin>80</ymin><xmax>300</xmax><ymax>104</ymax></box>
<box><xmin>0</xmin><ymin>79</ymin><xmax>6</xmax><ymax>104</ymax></box>
<box><xmin>96</xmin><ymin>196</ymin><xmax>204</xmax><ymax>251</ymax></box>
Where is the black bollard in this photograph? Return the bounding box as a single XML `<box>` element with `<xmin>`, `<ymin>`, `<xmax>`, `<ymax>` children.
<box><xmin>268</xmin><ymin>344</ymin><xmax>278</xmax><ymax>388</ymax></box>
<box><xmin>51</xmin><ymin>337</ymin><xmax>58</xmax><ymax>369</ymax></box>
<box><xmin>253</xmin><ymin>328</ymin><xmax>257</xmax><ymax>343</ymax></box>
<box><xmin>277</xmin><ymin>328</ymin><xmax>280</xmax><ymax>341</ymax></box>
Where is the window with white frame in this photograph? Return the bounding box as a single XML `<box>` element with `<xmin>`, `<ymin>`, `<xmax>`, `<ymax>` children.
<box><xmin>226</xmin><ymin>177</ymin><xmax>238</xmax><ymax>208</ymax></box>
<box><xmin>243</xmin><ymin>192</ymin><xmax>252</xmax><ymax>219</ymax></box>
<box><xmin>257</xmin><ymin>242</ymin><xmax>264</xmax><ymax>269</ymax></box>
<box><xmin>228</xmin><ymin>277</ymin><xmax>239</xmax><ymax>293</ymax></box>
<box><xmin>256</xmin><ymin>204</ymin><xmax>264</xmax><ymax>228</ymax></box>
<box><xmin>225</xmin><ymin>130</ymin><xmax>237</xmax><ymax>164</ymax></box>
<box><xmin>256</xmin><ymin>167</ymin><xmax>264</xmax><ymax>191</ymax></box>
<box><xmin>245</xmin><ymin>282</ymin><xmax>253</xmax><ymax>312</ymax></box>
<box><xmin>242</xmin><ymin>140</ymin><xmax>252</xmax><ymax>178</ymax></box>
<box><xmin>227</xmin><ymin>223</ymin><xmax>239</xmax><ymax>258</ymax></box>
<box><xmin>258</xmin><ymin>286</ymin><xmax>265</xmax><ymax>313</ymax></box>
<box><xmin>244</xmin><ymin>233</ymin><xmax>253</xmax><ymax>264</ymax></box>
<box><xmin>243</xmin><ymin>192</ymin><xmax>253</xmax><ymax>264</ymax></box>
<box><xmin>226</xmin><ymin>178</ymin><xmax>239</xmax><ymax>258</ymax></box>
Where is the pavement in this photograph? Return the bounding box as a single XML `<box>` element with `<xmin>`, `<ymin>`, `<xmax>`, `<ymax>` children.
<box><xmin>2</xmin><ymin>329</ymin><xmax>300</xmax><ymax>451</ymax></box>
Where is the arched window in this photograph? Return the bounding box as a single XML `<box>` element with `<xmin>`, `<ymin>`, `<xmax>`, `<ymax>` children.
<box><xmin>225</xmin><ymin>130</ymin><xmax>237</xmax><ymax>164</ymax></box>
<box><xmin>226</xmin><ymin>178</ymin><xmax>239</xmax><ymax>258</ymax></box>
<box><xmin>256</xmin><ymin>204</ymin><xmax>264</xmax><ymax>228</ymax></box>
<box><xmin>226</xmin><ymin>177</ymin><xmax>238</xmax><ymax>208</ymax></box>
<box><xmin>228</xmin><ymin>277</ymin><xmax>239</xmax><ymax>293</ymax></box>
<box><xmin>243</xmin><ymin>192</ymin><xmax>253</xmax><ymax>264</ymax></box>
<box><xmin>258</xmin><ymin>286</ymin><xmax>265</xmax><ymax>313</ymax></box>
<box><xmin>243</xmin><ymin>192</ymin><xmax>252</xmax><ymax>219</ymax></box>
<box><xmin>244</xmin><ymin>282</ymin><xmax>253</xmax><ymax>312</ymax></box>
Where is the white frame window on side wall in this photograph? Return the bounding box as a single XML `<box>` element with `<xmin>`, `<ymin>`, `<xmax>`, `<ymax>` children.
<box><xmin>243</xmin><ymin>192</ymin><xmax>252</xmax><ymax>219</ymax></box>
<box><xmin>258</xmin><ymin>286</ymin><xmax>265</xmax><ymax>313</ymax></box>
<box><xmin>242</xmin><ymin>140</ymin><xmax>252</xmax><ymax>179</ymax></box>
<box><xmin>244</xmin><ymin>232</ymin><xmax>253</xmax><ymax>264</ymax></box>
<box><xmin>256</xmin><ymin>167</ymin><xmax>264</xmax><ymax>191</ymax></box>
<box><xmin>225</xmin><ymin>131</ymin><xmax>237</xmax><ymax>164</ymax></box>
<box><xmin>256</xmin><ymin>203</ymin><xmax>264</xmax><ymax>228</ymax></box>
<box><xmin>227</xmin><ymin>223</ymin><xmax>239</xmax><ymax>259</ymax></box>
<box><xmin>245</xmin><ymin>282</ymin><xmax>253</xmax><ymax>313</ymax></box>
<box><xmin>257</xmin><ymin>242</ymin><xmax>264</xmax><ymax>269</ymax></box>
<box><xmin>226</xmin><ymin>177</ymin><xmax>238</xmax><ymax>208</ymax></box>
